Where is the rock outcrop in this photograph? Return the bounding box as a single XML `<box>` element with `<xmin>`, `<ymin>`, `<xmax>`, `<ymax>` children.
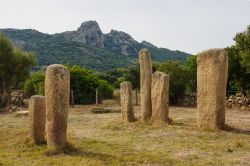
<box><xmin>63</xmin><ymin>21</ymin><xmax>104</xmax><ymax>48</ymax></box>
<box><xmin>104</xmin><ymin>30</ymin><xmax>139</xmax><ymax>56</ymax></box>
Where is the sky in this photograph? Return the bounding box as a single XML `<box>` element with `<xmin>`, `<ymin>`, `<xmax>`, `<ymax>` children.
<box><xmin>0</xmin><ymin>0</ymin><xmax>250</xmax><ymax>54</ymax></box>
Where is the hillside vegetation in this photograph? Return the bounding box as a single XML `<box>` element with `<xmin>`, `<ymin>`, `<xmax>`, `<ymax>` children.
<box><xmin>0</xmin><ymin>21</ymin><xmax>190</xmax><ymax>71</ymax></box>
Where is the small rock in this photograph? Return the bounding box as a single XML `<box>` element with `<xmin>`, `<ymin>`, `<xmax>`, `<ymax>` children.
<box><xmin>246</xmin><ymin>98</ymin><xmax>250</xmax><ymax>104</ymax></box>
<box><xmin>11</xmin><ymin>106</ymin><xmax>17</xmax><ymax>112</ymax></box>
<box><xmin>15</xmin><ymin>111</ymin><xmax>28</xmax><ymax>117</ymax></box>
<box><xmin>236</xmin><ymin>97</ymin><xmax>241</xmax><ymax>101</ymax></box>
<box><xmin>236</xmin><ymin>93</ymin><xmax>242</xmax><ymax>97</ymax></box>
<box><xmin>240</xmin><ymin>106</ymin><xmax>246</xmax><ymax>110</ymax></box>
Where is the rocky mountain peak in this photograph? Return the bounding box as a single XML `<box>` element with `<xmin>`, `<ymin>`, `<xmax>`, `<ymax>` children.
<box><xmin>63</xmin><ymin>20</ymin><xmax>104</xmax><ymax>48</ymax></box>
<box><xmin>77</xmin><ymin>21</ymin><xmax>100</xmax><ymax>32</ymax></box>
<box><xmin>104</xmin><ymin>30</ymin><xmax>139</xmax><ymax>56</ymax></box>
<box><xmin>109</xmin><ymin>30</ymin><xmax>133</xmax><ymax>40</ymax></box>
<box><xmin>141</xmin><ymin>41</ymin><xmax>157</xmax><ymax>48</ymax></box>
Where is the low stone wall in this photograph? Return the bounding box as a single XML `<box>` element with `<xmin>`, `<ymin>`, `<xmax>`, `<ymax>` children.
<box><xmin>226</xmin><ymin>93</ymin><xmax>250</xmax><ymax>111</ymax></box>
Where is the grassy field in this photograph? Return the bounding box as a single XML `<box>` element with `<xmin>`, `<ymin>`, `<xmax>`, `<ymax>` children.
<box><xmin>0</xmin><ymin>105</ymin><xmax>250</xmax><ymax>166</ymax></box>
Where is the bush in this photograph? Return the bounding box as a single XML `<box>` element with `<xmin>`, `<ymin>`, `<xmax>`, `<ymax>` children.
<box><xmin>24</xmin><ymin>72</ymin><xmax>45</xmax><ymax>97</ymax></box>
<box><xmin>24</xmin><ymin>65</ymin><xmax>114</xmax><ymax>103</ymax></box>
<box><xmin>98</xmin><ymin>79</ymin><xmax>114</xmax><ymax>99</ymax></box>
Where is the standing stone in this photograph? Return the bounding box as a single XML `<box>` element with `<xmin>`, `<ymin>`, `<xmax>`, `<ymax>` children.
<box><xmin>151</xmin><ymin>71</ymin><xmax>170</xmax><ymax>124</ymax></box>
<box><xmin>139</xmin><ymin>49</ymin><xmax>152</xmax><ymax>121</ymax></box>
<box><xmin>120</xmin><ymin>81</ymin><xmax>135</xmax><ymax>122</ymax></box>
<box><xmin>45</xmin><ymin>64</ymin><xmax>70</xmax><ymax>149</ymax></box>
<box><xmin>197</xmin><ymin>49</ymin><xmax>228</xmax><ymax>130</ymax></box>
<box><xmin>29</xmin><ymin>95</ymin><xmax>46</xmax><ymax>144</ymax></box>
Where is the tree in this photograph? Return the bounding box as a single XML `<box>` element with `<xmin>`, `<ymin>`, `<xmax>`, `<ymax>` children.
<box><xmin>98</xmin><ymin>68</ymin><xmax>126</xmax><ymax>88</ymax></box>
<box><xmin>24</xmin><ymin>72</ymin><xmax>45</xmax><ymax>97</ymax></box>
<box><xmin>24</xmin><ymin>65</ymin><xmax>115</xmax><ymax>104</ymax></box>
<box><xmin>185</xmin><ymin>55</ymin><xmax>197</xmax><ymax>94</ymax></box>
<box><xmin>234</xmin><ymin>26</ymin><xmax>250</xmax><ymax>72</ymax></box>
<box><xmin>226</xmin><ymin>46</ymin><xmax>250</xmax><ymax>94</ymax></box>
<box><xmin>122</xmin><ymin>64</ymin><xmax>140</xmax><ymax>105</ymax></box>
<box><xmin>123</xmin><ymin>64</ymin><xmax>140</xmax><ymax>90</ymax></box>
<box><xmin>0</xmin><ymin>33</ymin><xmax>36</xmax><ymax>108</ymax></box>
<box><xmin>225</xmin><ymin>25</ymin><xmax>250</xmax><ymax>94</ymax></box>
<box><xmin>69</xmin><ymin>65</ymin><xmax>114</xmax><ymax>101</ymax></box>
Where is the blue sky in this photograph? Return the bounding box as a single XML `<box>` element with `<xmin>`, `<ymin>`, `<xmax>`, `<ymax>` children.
<box><xmin>0</xmin><ymin>0</ymin><xmax>250</xmax><ymax>54</ymax></box>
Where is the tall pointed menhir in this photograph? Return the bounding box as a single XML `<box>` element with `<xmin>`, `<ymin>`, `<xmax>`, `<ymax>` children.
<box><xmin>197</xmin><ymin>49</ymin><xmax>228</xmax><ymax>130</ymax></box>
<box><xmin>139</xmin><ymin>49</ymin><xmax>152</xmax><ymax>121</ymax></box>
<box><xmin>45</xmin><ymin>64</ymin><xmax>70</xmax><ymax>150</ymax></box>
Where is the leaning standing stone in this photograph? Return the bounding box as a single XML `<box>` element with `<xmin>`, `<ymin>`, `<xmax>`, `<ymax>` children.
<box><xmin>29</xmin><ymin>95</ymin><xmax>46</xmax><ymax>144</ymax></box>
<box><xmin>197</xmin><ymin>49</ymin><xmax>228</xmax><ymax>130</ymax></box>
<box><xmin>45</xmin><ymin>64</ymin><xmax>70</xmax><ymax>149</ymax></box>
<box><xmin>120</xmin><ymin>81</ymin><xmax>135</xmax><ymax>122</ymax></box>
<box><xmin>139</xmin><ymin>49</ymin><xmax>152</xmax><ymax>121</ymax></box>
<box><xmin>151</xmin><ymin>71</ymin><xmax>170</xmax><ymax>124</ymax></box>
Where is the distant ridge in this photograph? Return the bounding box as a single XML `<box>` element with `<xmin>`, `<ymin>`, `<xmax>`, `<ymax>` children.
<box><xmin>0</xmin><ymin>21</ymin><xmax>190</xmax><ymax>71</ymax></box>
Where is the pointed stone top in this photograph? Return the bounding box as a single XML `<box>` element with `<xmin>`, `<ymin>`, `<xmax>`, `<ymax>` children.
<box><xmin>139</xmin><ymin>48</ymin><xmax>150</xmax><ymax>55</ymax></box>
<box><xmin>153</xmin><ymin>71</ymin><xmax>168</xmax><ymax>77</ymax></box>
<box><xmin>120</xmin><ymin>81</ymin><xmax>132</xmax><ymax>87</ymax></box>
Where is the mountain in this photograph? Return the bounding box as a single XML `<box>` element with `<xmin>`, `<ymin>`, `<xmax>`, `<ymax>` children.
<box><xmin>0</xmin><ymin>21</ymin><xmax>191</xmax><ymax>71</ymax></box>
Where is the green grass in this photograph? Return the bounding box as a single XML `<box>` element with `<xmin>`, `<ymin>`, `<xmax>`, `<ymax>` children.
<box><xmin>0</xmin><ymin>106</ymin><xmax>250</xmax><ymax>165</ymax></box>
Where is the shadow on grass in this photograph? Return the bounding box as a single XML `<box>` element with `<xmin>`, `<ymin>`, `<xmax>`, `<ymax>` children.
<box><xmin>223</xmin><ymin>124</ymin><xmax>250</xmax><ymax>135</ymax></box>
<box><xmin>170</xmin><ymin>120</ymin><xmax>190</xmax><ymax>127</ymax></box>
<box><xmin>24</xmin><ymin>136</ymin><xmax>47</xmax><ymax>146</ymax></box>
<box><xmin>45</xmin><ymin>142</ymin><xmax>124</xmax><ymax>163</ymax></box>
<box><xmin>0</xmin><ymin>111</ymin><xmax>12</xmax><ymax>115</ymax></box>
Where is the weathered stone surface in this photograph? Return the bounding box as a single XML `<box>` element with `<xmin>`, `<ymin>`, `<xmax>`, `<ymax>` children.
<box><xmin>197</xmin><ymin>49</ymin><xmax>228</xmax><ymax>130</ymax></box>
<box><xmin>28</xmin><ymin>95</ymin><xmax>46</xmax><ymax>144</ymax></box>
<box><xmin>63</xmin><ymin>21</ymin><xmax>104</xmax><ymax>48</ymax></box>
<box><xmin>151</xmin><ymin>71</ymin><xmax>170</xmax><ymax>124</ymax></box>
<box><xmin>139</xmin><ymin>49</ymin><xmax>152</xmax><ymax>121</ymax></box>
<box><xmin>120</xmin><ymin>81</ymin><xmax>135</xmax><ymax>122</ymax></box>
<box><xmin>106</xmin><ymin>30</ymin><xmax>138</xmax><ymax>56</ymax></box>
<box><xmin>45</xmin><ymin>64</ymin><xmax>70</xmax><ymax>149</ymax></box>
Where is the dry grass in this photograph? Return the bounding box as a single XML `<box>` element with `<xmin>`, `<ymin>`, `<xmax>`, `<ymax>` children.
<box><xmin>0</xmin><ymin>105</ymin><xmax>250</xmax><ymax>165</ymax></box>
